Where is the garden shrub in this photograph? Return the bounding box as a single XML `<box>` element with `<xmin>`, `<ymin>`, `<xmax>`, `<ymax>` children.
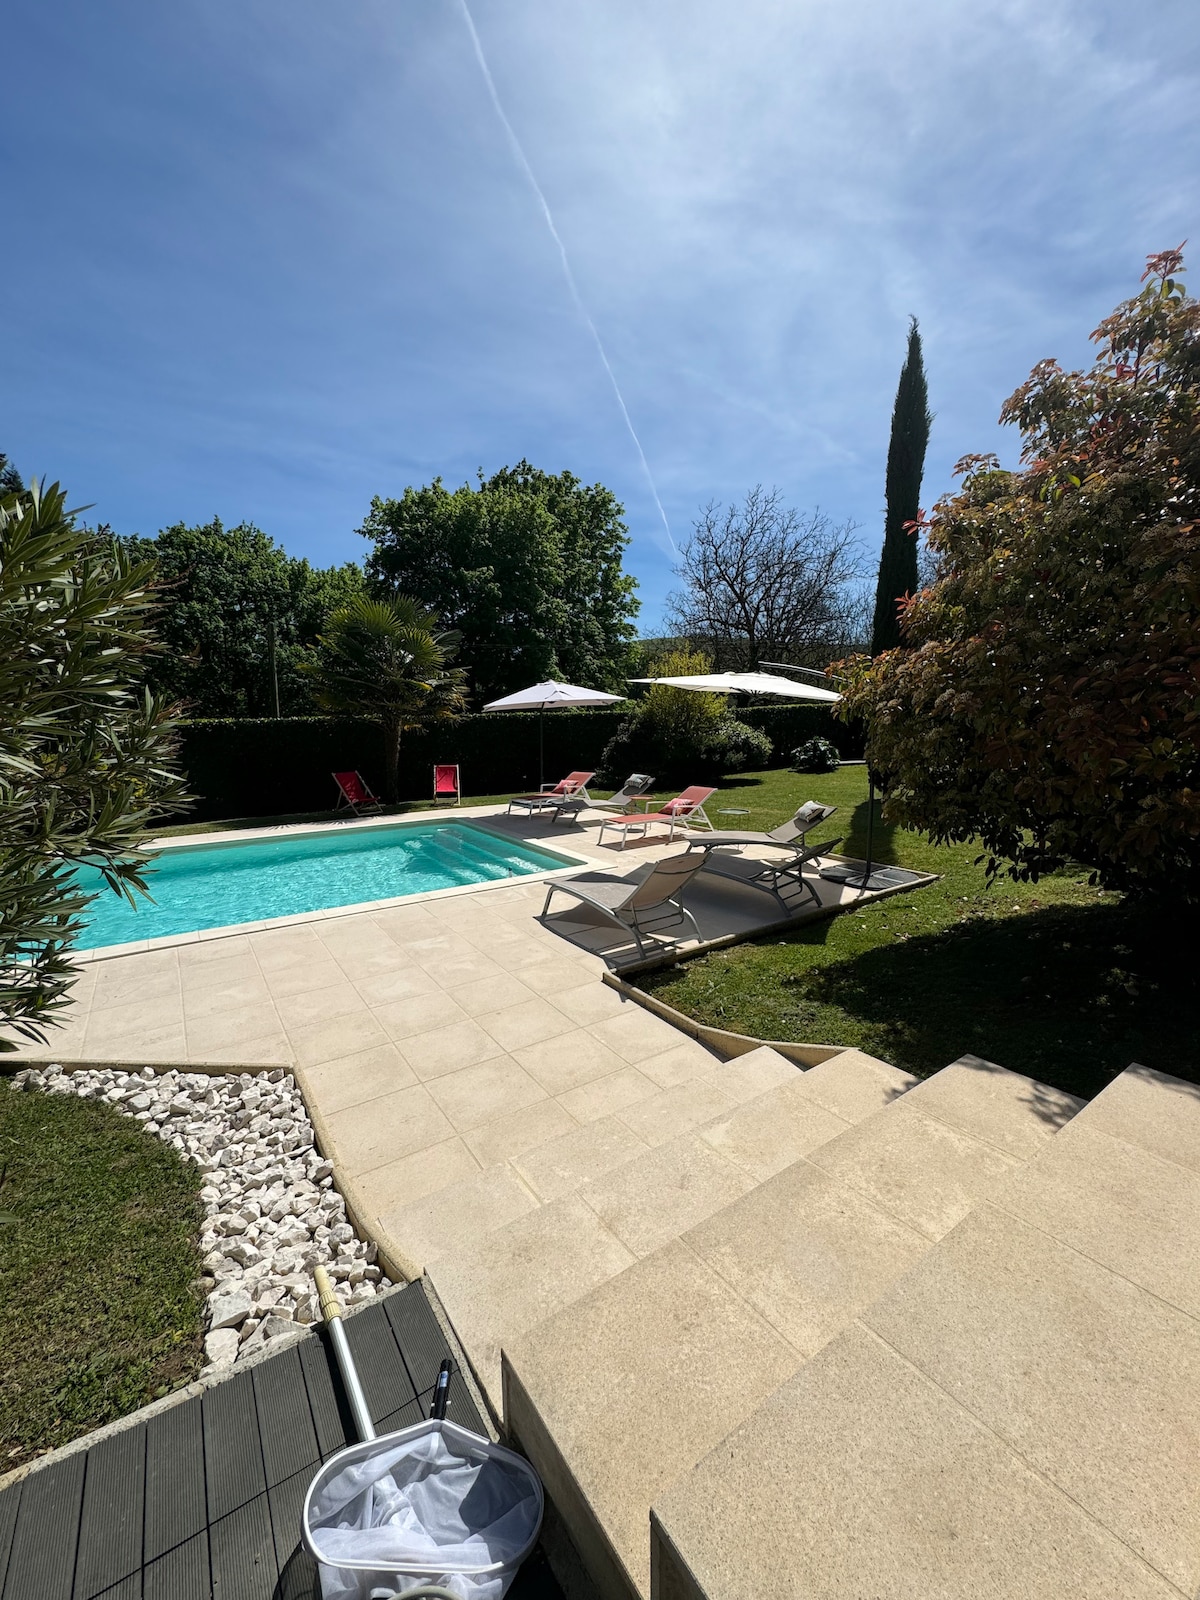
<box><xmin>791</xmin><ymin>736</ymin><xmax>841</xmax><ymax>773</ymax></box>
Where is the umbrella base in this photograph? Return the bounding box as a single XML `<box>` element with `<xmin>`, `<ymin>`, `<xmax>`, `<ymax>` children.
<box><xmin>819</xmin><ymin>863</ymin><xmax>912</xmax><ymax>893</ymax></box>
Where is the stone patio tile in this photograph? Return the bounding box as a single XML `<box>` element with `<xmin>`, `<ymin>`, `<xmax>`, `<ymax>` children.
<box><xmin>181</xmin><ymin>974</ymin><xmax>274</xmax><ymax>1018</ymax></box>
<box><xmin>489</xmin><ymin>941</ymin><xmax>583</xmax><ymax>976</ymax></box>
<box><xmin>301</xmin><ymin>1044</ymin><xmax>416</xmax><ymax>1113</ymax></box>
<box><xmin>274</xmin><ymin>981</ymin><xmax>367</xmax><ymax>1032</ymax></box>
<box><xmin>477</xmin><ymin>998</ymin><xmax>579</xmax><ymax>1052</ymax></box>
<box><xmin>586</xmin><ymin>1006</ymin><xmax>690</xmax><ymax>1064</ymax></box>
<box><xmin>193</xmin><ymin>1036</ymin><xmax>293</xmax><ymax>1066</ymax></box>
<box><xmin>428</xmin><ymin>1197</ymin><xmax>637</xmax><ymax>1416</ymax></box>
<box><xmin>84</xmin><ymin>1016</ymin><xmax>189</xmax><ymax>1060</ymax></box>
<box><xmin>427</xmin><ymin>1056</ymin><xmax>548</xmax><ymax>1133</ymax></box>
<box><xmin>178</xmin><ymin>933</ymin><xmax>254</xmax><ymax>966</ymax></box>
<box><xmin>183</xmin><ymin>1002</ymin><xmax>287</xmax><ymax>1056</ymax></box>
<box><xmin>380</xmin><ymin>1165</ymin><xmax>539</xmax><ymax>1269</ymax></box>
<box><xmin>323</xmin><ymin>1082</ymin><xmax>456</xmax><ymax>1175</ymax></box>
<box><xmin>698</xmin><ymin>1079</ymin><xmax>851</xmax><ymax>1181</ymax></box>
<box><xmin>368</xmin><ymin>904</ymin><xmax>442</xmax><ymax>940</ymax></box>
<box><xmin>351</xmin><ymin>966</ymin><xmax>441</xmax><ymax>1007</ymax></box>
<box><xmin>424</xmin><ymin>951</ymin><xmax>510</xmax><ymax>989</ymax></box>
<box><xmin>176</xmin><ymin>952</ymin><xmax>260</xmax><ymax>994</ymax></box>
<box><xmin>356</xmin><ymin>1136</ymin><xmax>481</xmax><ymax>1223</ymax></box>
<box><xmin>791</xmin><ymin>1048</ymin><xmax>918</xmax><ymax>1122</ymax></box>
<box><xmin>550</xmin><ymin>982</ymin><xmax>631</xmax><ymax>1025</ymax></box>
<box><xmin>699</xmin><ymin>1045</ymin><xmax>798</xmax><ymax>1105</ymax></box>
<box><xmin>399</xmin><ymin>1019</ymin><xmax>507</xmax><ymax>1082</ymax></box>
<box><xmin>900</xmin><ymin>1055</ymin><xmax>1082</xmax><ymax>1159</ymax></box>
<box><xmin>805</xmin><ymin>1102</ymin><xmax>1022</xmax><ymax>1241</ymax></box>
<box><xmin>990</xmin><ymin>1119</ymin><xmax>1200</xmax><ymax>1320</ymax></box>
<box><xmin>315</xmin><ymin>916</ymin><xmax>389</xmax><ymax>955</ymax></box>
<box><xmin>328</xmin><ymin>943</ymin><xmax>419</xmax><ymax>982</ymax></box>
<box><xmin>401</xmin><ymin>934</ymin><xmax>482</xmax><ymax>968</ymax></box>
<box><xmin>463</xmin><ymin>1098</ymin><xmax>577</xmax><ymax>1169</ymax></box>
<box><xmin>687</xmin><ymin>1158</ymin><xmax>928</xmax><ymax>1356</ymax></box>
<box><xmin>634</xmin><ymin>1041</ymin><xmax>722</xmax><ymax>1089</ymax></box>
<box><xmin>863</xmin><ymin>1204</ymin><xmax>1200</xmax><ymax>1594</ymax></box>
<box><xmin>581</xmin><ymin>1134</ymin><xmax>755</xmax><ymax>1258</ymax></box>
<box><xmin>504</xmin><ymin>1241</ymin><xmax>798</xmax><ymax>1598</ymax></box>
<box><xmin>91</xmin><ymin>957</ymin><xmax>181</xmax><ymax>1009</ymax></box>
<box><xmin>447</xmin><ymin>974</ymin><xmax>540</xmax><ymax>1017</ymax></box>
<box><xmin>256</xmin><ymin>954</ymin><xmax>347</xmax><ymax>998</ymax></box>
<box><xmin>556</xmin><ymin>1066</ymin><xmax>660</xmax><ymax>1124</ymax></box>
<box><xmin>512</xmin><ymin>1029</ymin><xmax>628</xmax><ymax>1095</ymax></box>
<box><xmin>615</xmin><ymin>1079</ymin><xmax>739</xmax><ymax>1149</ymax></box>
<box><xmin>83</xmin><ymin>993</ymin><xmax>186</xmax><ymax>1042</ymax></box>
<box><xmin>371</xmin><ymin>991</ymin><xmax>469</xmax><ymax>1041</ymax></box>
<box><xmin>651</xmin><ymin>1322</ymin><xmax>1178</xmax><ymax>1600</ymax></box>
<box><xmin>248</xmin><ymin>926</ymin><xmax>327</xmax><ymax>970</ymax></box>
<box><xmin>287</xmin><ymin>1008</ymin><xmax>392</xmax><ymax>1069</ymax></box>
<box><xmin>1074</xmin><ymin>1062</ymin><xmax>1200</xmax><ymax>1174</ymax></box>
<box><xmin>513</xmin><ymin>1114</ymin><xmax>650</xmax><ymax>1203</ymax></box>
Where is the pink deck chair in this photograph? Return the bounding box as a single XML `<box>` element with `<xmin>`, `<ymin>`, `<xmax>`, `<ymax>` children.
<box><xmin>333</xmin><ymin>771</ymin><xmax>383</xmax><ymax>815</ymax></box>
<box><xmin>596</xmin><ymin>785</ymin><xmax>716</xmax><ymax>848</ymax></box>
<box><xmin>434</xmin><ymin>764</ymin><xmax>461</xmax><ymax>806</ymax></box>
<box><xmin>506</xmin><ymin>771</ymin><xmax>595</xmax><ymax>821</ymax></box>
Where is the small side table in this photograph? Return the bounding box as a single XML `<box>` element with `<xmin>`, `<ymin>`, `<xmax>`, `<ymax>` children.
<box><xmin>717</xmin><ymin>808</ymin><xmax>750</xmax><ymax>820</ymax></box>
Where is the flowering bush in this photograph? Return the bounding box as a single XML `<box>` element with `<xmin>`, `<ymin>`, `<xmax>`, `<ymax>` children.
<box><xmin>838</xmin><ymin>249</ymin><xmax>1200</xmax><ymax>898</ymax></box>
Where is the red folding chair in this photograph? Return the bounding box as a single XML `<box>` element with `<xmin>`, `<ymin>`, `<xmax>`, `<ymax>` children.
<box><xmin>333</xmin><ymin>771</ymin><xmax>383</xmax><ymax>815</ymax></box>
<box><xmin>434</xmin><ymin>764</ymin><xmax>461</xmax><ymax>806</ymax></box>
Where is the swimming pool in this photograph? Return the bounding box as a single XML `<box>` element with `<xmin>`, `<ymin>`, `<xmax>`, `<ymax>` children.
<box><xmin>74</xmin><ymin>821</ymin><xmax>578</xmax><ymax>949</ymax></box>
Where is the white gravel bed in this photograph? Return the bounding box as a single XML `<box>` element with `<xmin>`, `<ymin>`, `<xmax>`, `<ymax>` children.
<box><xmin>13</xmin><ymin>1062</ymin><xmax>394</xmax><ymax>1374</ymax></box>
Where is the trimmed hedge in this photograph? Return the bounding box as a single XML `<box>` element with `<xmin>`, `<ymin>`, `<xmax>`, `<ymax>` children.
<box><xmin>174</xmin><ymin>703</ymin><xmax>860</xmax><ymax>822</ymax></box>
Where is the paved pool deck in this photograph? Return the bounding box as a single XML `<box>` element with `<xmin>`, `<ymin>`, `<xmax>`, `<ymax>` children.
<box><xmin>10</xmin><ymin>804</ymin><xmax>930</xmax><ymax>1281</ymax></box>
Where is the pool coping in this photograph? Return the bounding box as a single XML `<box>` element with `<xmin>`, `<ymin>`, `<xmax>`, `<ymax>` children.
<box><xmin>74</xmin><ymin>811</ymin><xmax>595</xmax><ymax>963</ymax></box>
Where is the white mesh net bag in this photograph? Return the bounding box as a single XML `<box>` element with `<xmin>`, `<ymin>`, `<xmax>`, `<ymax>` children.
<box><xmin>302</xmin><ymin>1417</ymin><xmax>544</xmax><ymax>1600</ymax></box>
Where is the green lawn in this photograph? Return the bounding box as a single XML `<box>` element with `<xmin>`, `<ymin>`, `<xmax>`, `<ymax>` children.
<box><xmin>0</xmin><ymin>1083</ymin><xmax>206</xmax><ymax>1468</ymax></box>
<box><xmin>636</xmin><ymin>766</ymin><xmax>1200</xmax><ymax>1102</ymax></box>
<box><xmin>151</xmin><ymin>792</ymin><xmax>516</xmax><ymax>837</ymax></box>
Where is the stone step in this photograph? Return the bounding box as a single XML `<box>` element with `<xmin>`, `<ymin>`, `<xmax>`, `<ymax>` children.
<box><xmin>428</xmin><ymin>1048</ymin><xmax>914</xmax><ymax>1415</ymax></box>
<box><xmin>500</xmin><ymin>1057</ymin><xmax>1080</xmax><ymax>1600</ymax></box>
<box><xmin>651</xmin><ymin>1063</ymin><xmax>1197</xmax><ymax>1600</ymax></box>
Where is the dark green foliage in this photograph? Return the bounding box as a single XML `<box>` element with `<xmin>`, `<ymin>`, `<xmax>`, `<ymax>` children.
<box><xmin>600</xmin><ymin>714</ymin><xmax>772</xmax><ymax>785</ymax></box>
<box><xmin>121</xmin><ymin>519</ymin><xmax>365</xmax><ymax>716</ymax></box>
<box><xmin>0</xmin><ymin>1080</ymin><xmax>206</xmax><ymax>1466</ymax></box>
<box><xmin>0</xmin><ymin>454</ymin><xmax>22</xmax><ymax>495</ymax></box>
<box><xmin>302</xmin><ymin>594</ymin><xmax>468</xmax><ymax>802</ymax></box>
<box><xmin>791</xmin><ymin>736</ymin><xmax>840</xmax><ymax>773</ymax></box>
<box><xmin>872</xmin><ymin>318</ymin><xmax>933</xmax><ymax>653</ymax></box>
<box><xmin>360</xmin><ymin>461</ymin><xmax>640</xmax><ymax>700</ymax></box>
<box><xmin>0</xmin><ymin>483</ymin><xmax>190</xmax><ymax>1050</ymax></box>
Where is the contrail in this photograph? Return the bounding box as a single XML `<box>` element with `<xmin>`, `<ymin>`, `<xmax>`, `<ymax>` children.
<box><xmin>456</xmin><ymin>0</ymin><xmax>676</xmax><ymax>555</ymax></box>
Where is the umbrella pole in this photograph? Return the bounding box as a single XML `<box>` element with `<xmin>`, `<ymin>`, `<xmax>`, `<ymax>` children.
<box><xmin>539</xmin><ymin>708</ymin><xmax>545</xmax><ymax>789</ymax></box>
<box><xmin>858</xmin><ymin>776</ymin><xmax>876</xmax><ymax>895</ymax></box>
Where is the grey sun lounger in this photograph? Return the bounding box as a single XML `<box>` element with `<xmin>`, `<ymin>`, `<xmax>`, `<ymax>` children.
<box><xmin>685</xmin><ymin>802</ymin><xmax>839</xmax><ymax>912</ymax></box>
<box><xmin>587</xmin><ymin>773</ymin><xmax>655</xmax><ymax>814</ymax></box>
<box><xmin>541</xmin><ymin>851</ymin><xmax>706</xmax><ymax>956</ymax></box>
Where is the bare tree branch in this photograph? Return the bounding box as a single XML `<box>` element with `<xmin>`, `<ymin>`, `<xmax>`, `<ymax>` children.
<box><xmin>666</xmin><ymin>487</ymin><xmax>864</xmax><ymax>669</ymax></box>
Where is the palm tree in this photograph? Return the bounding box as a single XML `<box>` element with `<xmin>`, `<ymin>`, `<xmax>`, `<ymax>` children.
<box><xmin>304</xmin><ymin>595</ymin><xmax>467</xmax><ymax>802</ymax></box>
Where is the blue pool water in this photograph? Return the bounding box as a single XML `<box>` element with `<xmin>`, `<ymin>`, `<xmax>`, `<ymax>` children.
<box><xmin>74</xmin><ymin>822</ymin><xmax>573</xmax><ymax>948</ymax></box>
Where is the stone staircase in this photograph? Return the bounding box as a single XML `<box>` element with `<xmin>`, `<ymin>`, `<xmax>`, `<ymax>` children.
<box><xmin>448</xmin><ymin>1053</ymin><xmax>1200</xmax><ymax>1600</ymax></box>
<box><xmin>427</xmin><ymin>1046</ymin><xmax>917</xmax><ymax>1416</ymax></box>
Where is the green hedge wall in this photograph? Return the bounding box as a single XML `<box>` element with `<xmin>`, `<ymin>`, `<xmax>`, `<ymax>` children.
<box><xmin>175</xmin><ymin>703</ymin><xmax>860</xmax><ymax>822</ymax></box>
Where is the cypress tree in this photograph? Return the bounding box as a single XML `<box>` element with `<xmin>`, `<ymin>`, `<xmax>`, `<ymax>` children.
<box><xmin>871</xmin><ymin>317</ymin><xmax>932</xmax><ymax>653</ymax></box>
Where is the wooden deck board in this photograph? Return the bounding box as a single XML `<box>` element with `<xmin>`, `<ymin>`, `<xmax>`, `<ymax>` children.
<box><xmin>0</xmin><ymin>1284</ymin><xmax>548</xmax><ymax>1600</ymax></box>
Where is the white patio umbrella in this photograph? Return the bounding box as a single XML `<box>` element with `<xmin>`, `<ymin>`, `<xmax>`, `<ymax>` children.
<box><xmin>626</xmin><ymin>667</ymin><xmax>892</xmax><ymax>893</ymax></box>
<box><xmin>484</xmin><ymin>679</ymin><xmax>625</xmax><ymax>787</ymax></box>
<box><xmin>626</xmin><ymin>670</ymin><xmax>841</xmax><ymax>703</ymax></box>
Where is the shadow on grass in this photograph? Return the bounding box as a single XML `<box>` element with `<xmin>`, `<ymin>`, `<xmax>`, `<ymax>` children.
<box><xmin>799</xmin><ymin>898</ymin><xmax>1199</xmax><ymax>1100</ymax></box>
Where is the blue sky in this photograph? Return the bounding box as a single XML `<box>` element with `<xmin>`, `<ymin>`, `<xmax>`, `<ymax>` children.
<box><xmin>5</xmin><ymin>0</ymin><xmax>1198</xmax><ymax>630</ymax></box>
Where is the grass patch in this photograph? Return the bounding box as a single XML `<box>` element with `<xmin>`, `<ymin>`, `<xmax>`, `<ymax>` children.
<box><xmin>150</xmin><ymin>793</ymin><xmax>515</xmax><ymax>838</ymax></box>
<box><xmin>637</xmin><ymin>766</ymin><xmax>1200</xmax><ymax>1101</ymax></box>
<box><xmin>0</xmin><ymin>1082</ymin><xmax>206</xmax><ymax>1469</ymax></box>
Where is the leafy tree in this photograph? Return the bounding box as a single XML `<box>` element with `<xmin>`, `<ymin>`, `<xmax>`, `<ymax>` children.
<box><xmin>0</xmin><ymin>455</ymin><xmax>22</xmax><ymax>496</ymax></box>
<box><xmin>121</xmin><ymin>520</ymin><xmax>364</xmax><ymax>716</ymax></box>
<box><xmin>1</xmin><ymin>482</ymin><xmax>189</xmax><ymax>1050</ymax></box>
<box><xmin>840</xmin><ymin>249</ymin><xmax>1200</xmax><ymax>898</ymax></box>
<box><xmin>360</xmin><ymin>461</ymin><xmax>640</xmax><ymax>700</ymax></box>
<box><xmin>302</xmin><ymin>595</ymin><xmax>468</xmax><ymax>802</ymax></box>
<box><xmin>600</xmin><ymin>646</ymin><xmax>772</xmax><ymax>781</ymax></box>
<box><xmin>872</xmin><ymin>317</ymin><xmax>933</xmax><ymax>654</ymax></box>
<box><xmin>667</xmin><ymin>487</ymin><xmax>862</xmax><ymax>670</ymax></box>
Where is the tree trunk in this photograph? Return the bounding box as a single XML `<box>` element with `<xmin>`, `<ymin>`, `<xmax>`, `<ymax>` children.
<box><xmin>382</xmin><ymin>718</ymin><xmax>402</xmax><ymax>804</ymax></box>
<box><xmin>872</xmin><ymin>317</ymin><xmax>932</xmax><ymax>654</ymax></box>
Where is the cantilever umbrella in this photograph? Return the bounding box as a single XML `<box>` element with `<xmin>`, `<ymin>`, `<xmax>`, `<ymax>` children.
<box><xmin>625</xmin><ymin>668</ymin><xmax>895</xmax><ymax>893</ymax></box>
<box><xmin>484</xmin><ymin>679</ymin><xmax>625</xmax><ymax>787</ymax></box>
